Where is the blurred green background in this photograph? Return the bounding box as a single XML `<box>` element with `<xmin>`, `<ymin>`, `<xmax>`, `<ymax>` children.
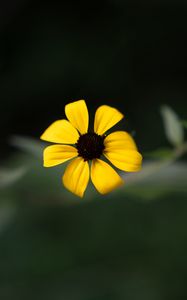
<box><xmin>0</xmin><ymin>1</ymin><xmax>187</xmax><ymax>299</ymax></box>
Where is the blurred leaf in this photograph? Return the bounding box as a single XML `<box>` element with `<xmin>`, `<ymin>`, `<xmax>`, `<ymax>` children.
<box><xmin>160</xmin><ymin>105</ymin><xmax>184</xmax><ymax>147</ymax></box>
<box><xmin>0</xmin><ymin>167</ymin><xmax>27</xmax><ymax>189</ymax></box>
<box><xmin>10</xmin><ymin>135</ymin><xmax>45</xmax><ymax>158</ymax></box>
<box><xmin>144</xmin><ymin>148</ymin><xmax>174</xmax><ymax>160</ymax></box>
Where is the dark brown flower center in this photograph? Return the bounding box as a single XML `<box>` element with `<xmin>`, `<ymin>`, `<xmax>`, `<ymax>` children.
<box><xmin>76</xmin><ymin>132</ymin><xmax>105</xmax><ymax>161</ymax></box>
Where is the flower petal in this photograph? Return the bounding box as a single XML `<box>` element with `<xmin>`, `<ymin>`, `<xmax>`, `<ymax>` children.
<box><xmin>91</xmin><ymin>159</ymin><xmax>123</xmax><ymax>194</ymax></box>
<box><xmin>40</xmin><ymin>120</ymin><xmax>79</xmax><ymax>144</ymax></box>
<box><xmin>94</xmin><ymin>105</ymin><xmax>124</xmax><ymax>135</ymax></box>
<box><xmin>104</xmin><ymin>131</ymin><xmax>137</xmax><ymax>151</ymax></box>
<box><xmin>65</xmin><ymin>100</ymin><xmax>89</xmax><ymax>134</ymax></box>
<box><xmin>62</xmin><ymin>157</ymin><xmax>89</xmax><ymax>198</ymax></box>
<box><xmin>104</xmin><ymin>149</ymin><xmax>142</xmax><ymax>172</ymax></box>
<box><xmin>43</xmin><ymin>145</ymin><xmax>78</xmax><ymax>167</ymax></box>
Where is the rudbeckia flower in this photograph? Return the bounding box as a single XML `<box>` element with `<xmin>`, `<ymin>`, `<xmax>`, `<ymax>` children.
<box><xmin>40</xmin><ymin>100</ymin><xmax>142</xmax><ymax>197</ymax></box>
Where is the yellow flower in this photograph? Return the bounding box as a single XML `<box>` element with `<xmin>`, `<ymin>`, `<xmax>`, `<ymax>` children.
<box><xmin>40</xmin><ymin>100</ymin><xmax>142</xmax><ymax>197</ymax></box>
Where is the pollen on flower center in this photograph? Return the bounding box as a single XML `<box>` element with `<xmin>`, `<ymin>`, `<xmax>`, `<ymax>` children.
<box><xmin>76</xmin><ymin>132</ymin><xmax>105</xmax><ymax>161</ymax></box>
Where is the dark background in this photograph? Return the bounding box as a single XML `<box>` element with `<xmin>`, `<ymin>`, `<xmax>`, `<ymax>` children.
<box><xmin>0</xmin><ymin>1</ymin><xmax>187</xmax><ymax>300</ymax></box>
<box><xmin>1</xmin><ymin>0</ymin><xmax>187</xmax><ymax>154</ymax></box>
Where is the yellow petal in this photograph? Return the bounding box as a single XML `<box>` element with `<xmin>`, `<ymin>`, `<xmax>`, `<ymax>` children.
<box><xmin>43</xmin><ymin>145</ymin><xmax>78</xmax><ymax>167</ymax></box>
<box><xmin>62</xmin><ymin>157</ymin><xmax>89</xmax><ymax>198</ymax></box>
<box><xmin>94</xmin><ymin>105</ymin><xmax>124</xmax><ymax>135</ymax></box>
<box><xmin>104</xmin><ymin>131</ymin><xmax>137</xmax><ymax>151</ymax></box>
<box><xmin>104</xmin><ymin>149</ymin><xmax>142</xmax><ymax>172</ymax></box>
<box><xmin>65</xmin><ymin>100</ymin><xmax>89</xmax><ymax>134</ymax></box>
<box><xmin>40</xmin><ymin>120</ymin><xmax>79</xmax><ymax>144</ymax></box>
<box><xmin>91</xmin><ymin>159</ymin><xmax>123</xmax><ymax>194</ymax></box>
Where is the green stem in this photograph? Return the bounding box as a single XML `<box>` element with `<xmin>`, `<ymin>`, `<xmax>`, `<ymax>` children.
<box><xmin>126</xmin><ymin>142</ymin><xmax>187</xmax><ymax>185</ymax></box>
